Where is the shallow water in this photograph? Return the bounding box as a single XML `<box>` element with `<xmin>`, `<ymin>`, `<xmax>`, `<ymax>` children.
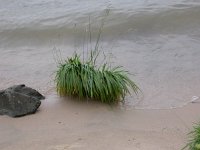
<box><xmin>0</xmin><ymin>0</ymin><xmax>200</xmax><ymax>109</ymax></box>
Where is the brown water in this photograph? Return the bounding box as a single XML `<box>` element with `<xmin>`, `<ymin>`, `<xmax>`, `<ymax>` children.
<box><xmin>0</xmin><ymin>0</ymin><xmax>200</xmax><ymax>109</ymax></box>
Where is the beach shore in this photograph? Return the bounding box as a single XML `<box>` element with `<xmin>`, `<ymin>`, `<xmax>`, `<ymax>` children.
<box><xmin>1</xmin><ymin>93</ymin><xmax>199</xmax><ymax>150</ymax></box>
<box><xmin>1</xmin><ymin>1</ymin><xmax>200</xmax><ymax>149</ymax></box>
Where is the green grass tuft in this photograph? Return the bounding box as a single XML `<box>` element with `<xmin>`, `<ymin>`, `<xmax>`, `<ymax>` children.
<box><xmin>55</xmin><ymin>10</ymin><xmax>139</xmax><ymax>104</ymax></box>
<box><xmin>182</xmin><ymin>123</ymin><xmax>200</xmax><ymax>150</ymax></box>
<box><xmin>55</xmin><ymin>53</ymin><xmax>139</xmax><ymax>104</ymax></box>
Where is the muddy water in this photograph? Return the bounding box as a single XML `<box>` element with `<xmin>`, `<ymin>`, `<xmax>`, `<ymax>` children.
<box><xmin>0</xmin><ymin>0</ymin><xmax>200</xmax><ymax>109</ymax></box>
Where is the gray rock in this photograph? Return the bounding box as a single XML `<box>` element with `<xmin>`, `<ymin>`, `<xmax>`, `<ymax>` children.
<box><xmin>0</xmin><ymin>84</ymin><xmax>45</xmax><ymax>117</ymax></box>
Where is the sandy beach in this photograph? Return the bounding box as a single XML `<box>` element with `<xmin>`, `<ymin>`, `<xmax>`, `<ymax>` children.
<box><xmin>1</xmin><ymin>92</ymin><xmax>200</xmax><ymax>150</ymax></box>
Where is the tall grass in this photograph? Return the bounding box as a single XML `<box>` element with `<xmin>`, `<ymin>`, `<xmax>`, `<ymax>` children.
<box><xmin>182</xmin><ymin>123</ymin><xmax>200</xmax><ymax>150</ymax></box>
<box><xmin>55</xmin><ymin>53</ymin><xmax>139</xmax><ymax>104</ymax></box>
<box><xmin>55</xmin><ymin>9</ymin><xmax>139</xmax><ymax>104</ymax></box>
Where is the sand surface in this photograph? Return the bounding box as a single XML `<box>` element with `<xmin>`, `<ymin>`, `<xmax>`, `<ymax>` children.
<box><xmin>1</xmin><ymin>93</ymin><xmax>200</xmax><ymax>150</ymax></box>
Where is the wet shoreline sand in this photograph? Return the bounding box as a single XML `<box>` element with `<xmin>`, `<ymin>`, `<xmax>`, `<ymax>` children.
<box><xmin>1</xmin><ymin>93</ymin><xmax>200</xmax><ymax>150</ymax></box>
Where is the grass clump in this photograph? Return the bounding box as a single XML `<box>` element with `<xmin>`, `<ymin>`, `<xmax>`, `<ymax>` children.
<box><xmin>182</xmin><ymin>123</ymin><xmax>200</xmax><ymax>150</ymax></box>
<box><xmin>55</xmin><ymin>9</ymin><xmax>139</xmax><ymax>104</ymax></box>
<box><xmin>55</xmin><ymin>52</ymin><xmax>139</xmax><ymax>104</ymax></box>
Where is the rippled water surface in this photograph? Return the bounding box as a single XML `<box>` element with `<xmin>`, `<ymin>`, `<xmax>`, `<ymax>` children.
<box><xmin>0</xmin><ymin>0</ymin><xmax>200</xmax><ymax>109</ymax></box>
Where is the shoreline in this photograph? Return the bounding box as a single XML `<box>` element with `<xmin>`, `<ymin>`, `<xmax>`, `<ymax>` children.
<box><xmin>1</xmin><ymin>1</ymin><xmax>200</xmax><ymax>149</ymax></box>
<box><xmin>1</xmin><ymin>93</ymin><xmax>199</xmax><ymax>150</ymax></box>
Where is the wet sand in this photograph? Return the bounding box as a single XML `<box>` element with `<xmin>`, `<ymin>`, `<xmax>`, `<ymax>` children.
<box><xmin>1</xmin><ymin>93</ymin><xmax>200</xmax><ymax>150</ymax></box>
